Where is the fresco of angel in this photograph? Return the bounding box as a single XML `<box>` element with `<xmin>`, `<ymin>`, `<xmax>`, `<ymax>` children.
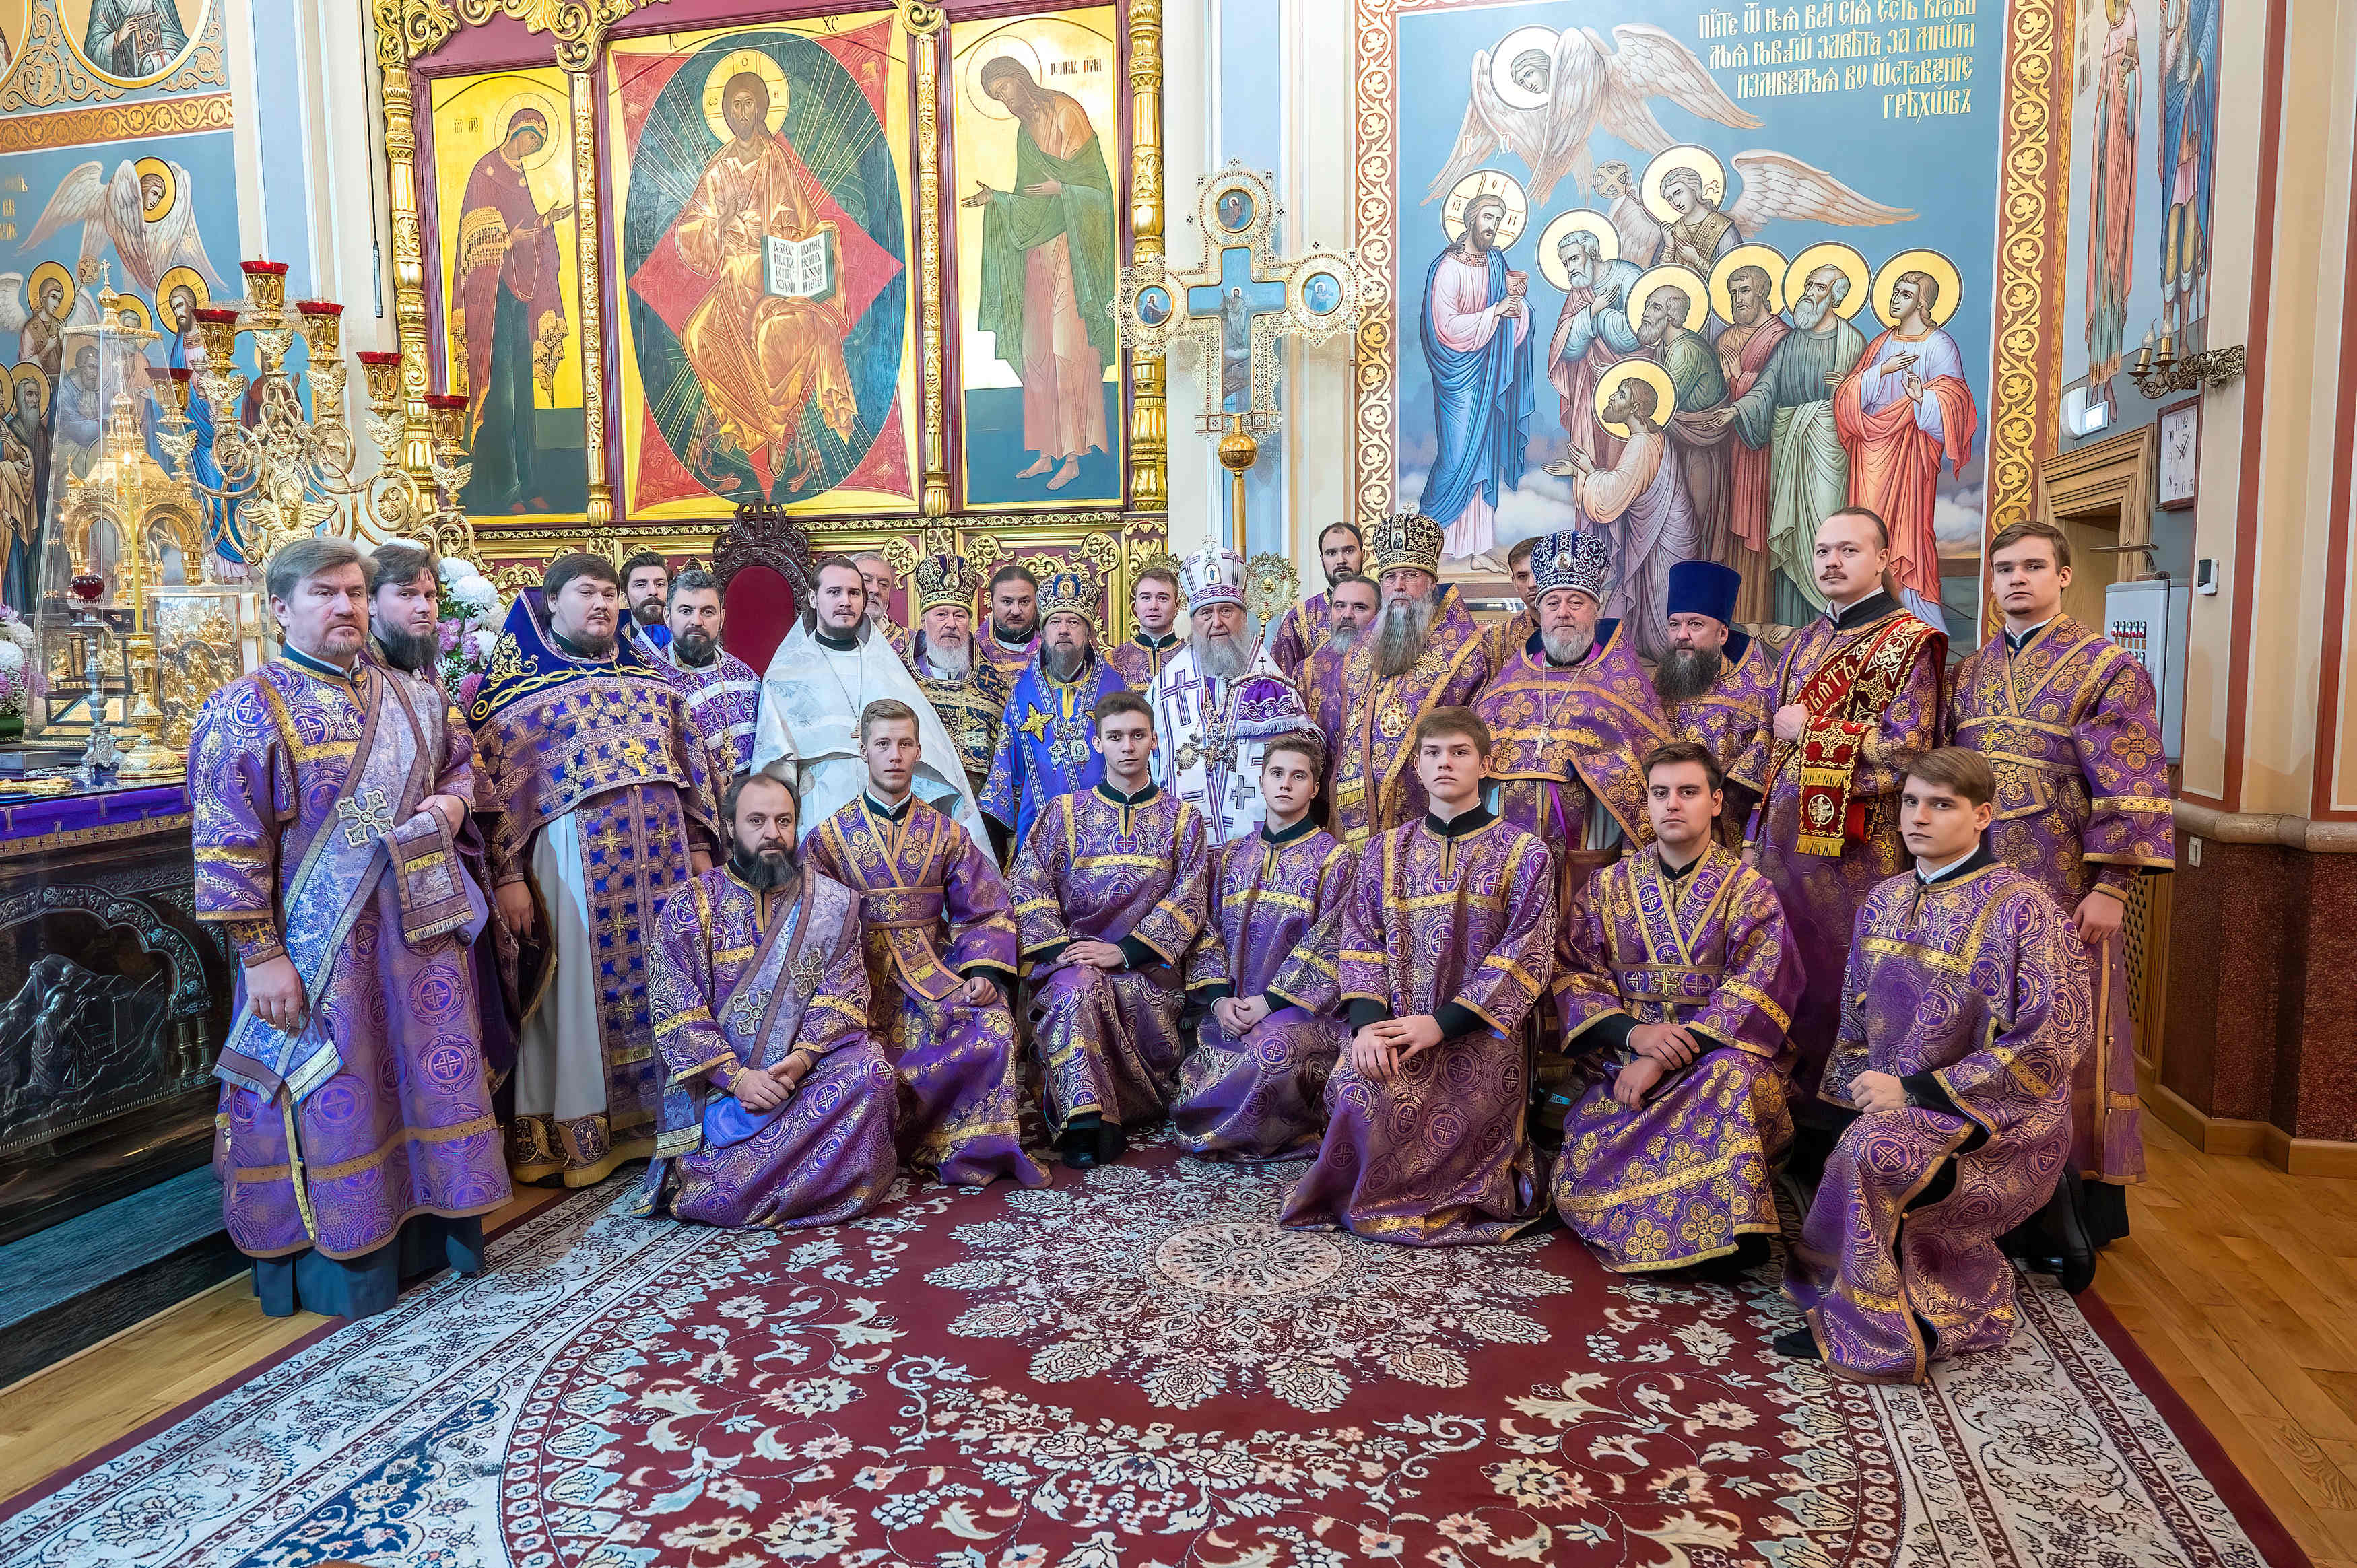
<box><xmin>17</xmin><ymin>156</ymin><xmax>224</xmax><ymax>301</ymax></box>
<box><xmin>1640</xmin><ymin>144</ymin><xmax>1912</xmax><ymax>275</ymax></box>
<box><xmin>1424</xmin><ymin>23</ymin><xmax>1762</xmax><ymax>207</ymax></box>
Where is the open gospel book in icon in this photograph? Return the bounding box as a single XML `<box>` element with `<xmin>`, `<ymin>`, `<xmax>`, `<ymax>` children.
<box><xmin>763</xmin><ymin>227</ymin><xmax>837</xmax><ymax>302</ymax></box>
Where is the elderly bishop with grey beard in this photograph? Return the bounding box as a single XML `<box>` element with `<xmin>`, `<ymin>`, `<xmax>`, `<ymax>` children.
<box><xmin>904</xmin><ymin>553</ymin><xmax>1013</xmax><ymax>803</ymax></box>
<box><xmin>1656</xmin><ymin>559</ymin><xmax>1777</xmax><ymax>846</ymax></box>
<box><xmin>1146</xmin><ymin>543</ymin><xmax>1318</xmax><ymax>844</ymax></box>
<box><xmin>1472</xmin><ymin>527</ymin><xmax>1669</xmax><ymax>911</ymax></box>
<box><xmin>1324</xmin><ymin>511</ymin><xmax>1492</xmax><ymax>846</ymax></box>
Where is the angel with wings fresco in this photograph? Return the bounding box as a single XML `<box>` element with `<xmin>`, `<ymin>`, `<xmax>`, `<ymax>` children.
<box><xmin>17</xmin><ymin>158</ymin><xmax>223</xmax><ymax>301</ymax></box>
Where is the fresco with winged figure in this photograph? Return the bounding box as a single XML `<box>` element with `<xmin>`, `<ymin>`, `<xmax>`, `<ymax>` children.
<box><xmin>605</xmin><ymin>10</ymin><xmax>919</xmax><ymax>526</ymax></box>
<box><xmin>1362</xmin><ymin>0</ymin><xmax>2005</xmax><ymax>651</ymax></box>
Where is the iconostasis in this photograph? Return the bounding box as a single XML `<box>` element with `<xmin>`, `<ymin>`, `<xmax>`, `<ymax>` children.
<box><xmin>378</xmin><ymin>0</ymin><xmax>1171</xmax><ymax>636</ymax></box>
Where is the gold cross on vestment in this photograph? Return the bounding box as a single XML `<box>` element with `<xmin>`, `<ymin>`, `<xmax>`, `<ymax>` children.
<box><xmin>594</xmin><ymin>821</ymin><xmax>630</xmax><ymax>862</ymax></box>
<box><xmin>1018</xmin><ymin>708</ymin><xmax>1051</xmax><ymax>743</ymax></box>
<box><xmin>336</xmin><ymin>786</ymin><xmax>396</xmax><ymax>848</ymax></box>
<box><xmin>788</xmin><ymin>950</ymin><xmax>827</xmax><ymax>994</ymax></box>
<box><xmin>619</xmin><ymin>736</ymin><xmax>651</xmax><ymax>772</ymax></box>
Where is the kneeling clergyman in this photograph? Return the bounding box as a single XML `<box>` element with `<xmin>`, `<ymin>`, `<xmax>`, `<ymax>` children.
<box><xmin>194</xmin><ymin>539</ymin><xmax>509</xmax><ymax>1317</ymax></box>
<box><xmin>1010</xmin><ymin>690</ymin><xmax>1211</xmax><ymax>1168</ymax></box>
<box><xmin>802</xmin><ymin>700</ymin><xmax>1048</xmax><ymax>1188</ymax></box>
<box><xmin>1779</xmin><ymin>747</ymin><xmax>2087</xmax><ymax>1383</ymax></box>
<box><xmin>1551</xmin><ymin>741</ymin><xmax>1805</xmax><ymax>1280</ymax></box>
<box><xmin>1176</xmin><ymin>733</ymin><xmax>1355</xmax><ymax>1161</ymax></box>
<box><xmin>1282</xmin><ymin>708</ymin><xmax>1558</xmax><ymax>1245</ymax></box>
<box><xmin>635</xmin><ymin>772</ymin><xmax>902</xmax><ymax>1229</ymax></box>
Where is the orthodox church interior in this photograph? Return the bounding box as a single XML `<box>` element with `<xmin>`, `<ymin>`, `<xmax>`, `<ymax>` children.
<box><xmin>0</xmin><ymin>0</ymin><xmax>2348</xmax><ymax>1563</ymax></box>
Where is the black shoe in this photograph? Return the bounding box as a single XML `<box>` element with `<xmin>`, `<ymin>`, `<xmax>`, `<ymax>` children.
<box><xmin>1772</xmin><ymin>1326</ymin><xmax>1821</xmax><ymax>1360</ymax></box>
<box><xmin>2036</xmin><ymin>1175</ymin><xmax>2096</xmax><ymax>1294</ymax></box>
<box><xmin>1058</xmin><ymin>1114</ymin><xmax>1107</xmax><ymax>1169</ymax></box>
<box><xmin>1692</xmin><ymin>1233</ymin><xmax>1773</xmax><ymax>1285</ymax></box>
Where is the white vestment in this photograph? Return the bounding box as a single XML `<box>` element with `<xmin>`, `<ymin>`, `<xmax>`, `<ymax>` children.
<box><xmin>1147</xmin><ymin>641</ymin><xmax>1312</xmax><ymax>844</ymax></box>
<box><xmin>753</xmin><ymin>621</ymin><xmax>987</xmax><ymax>844</ymax></box>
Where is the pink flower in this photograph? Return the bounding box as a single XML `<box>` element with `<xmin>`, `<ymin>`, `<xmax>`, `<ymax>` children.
<box><xmin>438</xmin><ymin>621</ymin><xmax>462</xmax><ymax>653</ymax></box>
<box><xmin>457</xmin><ymin>671</ymin><xmax>483</xmax><ymax>708</ymax></box>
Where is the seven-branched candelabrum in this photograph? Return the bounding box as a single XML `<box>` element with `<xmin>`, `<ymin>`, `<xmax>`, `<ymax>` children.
<box><xmin>146</xmin><ymin>259</ymin><xmax>477</xmax><ymax>567</ymax></box>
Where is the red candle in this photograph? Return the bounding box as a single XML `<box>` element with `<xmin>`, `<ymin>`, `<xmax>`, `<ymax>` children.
<box><xmin>294</xmin><ymin>300</ymin><xmax>345</xmax><ymax>316</ymax></box>
<box><xmin>239</xmin><ymin>260</ymin><xmax>292</xmax><ymax>277</ymax></box>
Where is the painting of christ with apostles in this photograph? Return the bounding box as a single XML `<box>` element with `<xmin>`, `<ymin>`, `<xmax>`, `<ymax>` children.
<box><xmin>609</xmin><ymin>17</ymin><xmax>917</xmax><ymax>519</ymax></box>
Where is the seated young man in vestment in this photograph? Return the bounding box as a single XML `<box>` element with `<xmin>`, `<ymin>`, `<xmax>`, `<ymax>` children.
<box><xmin>802</xmin><ymin>700</ymin><xmax>1047</xmax><ymax>1188</ymax></box>
<box><xmin>633</xmin><ymin>772</ymin><xmax>902</xmax><ymax>1230</ymax></box>
<box><xmin>1009</xmin><ymin>690</ymin><xmax>1212</xmax><ymax>1168</ymax></box>
<box><xmin>1174</xmin><ymin>733</ymin><xmax>1355</xmax><ymax>1161</ymax></box>
<box><xmin>1779</xmin><ymin>747</ymin><xmax>2086</xmax><ymax>1382</ymax></box>
<box><xmin>1280</xmin><ymin>707</ymin><xmax>1558</xmax><ymax>1245</ymax></box>
<box><xmin>1551</xmin><ymin>741</ymin><xmax>1805</xmax><ymax>1280</ymax></box>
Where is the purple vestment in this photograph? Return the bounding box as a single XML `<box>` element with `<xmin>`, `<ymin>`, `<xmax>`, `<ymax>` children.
<box><xmin>1328</xmin><ymin>586</ymin><xmax>1492</xmax><ymax>846</ymax></box>
<box><xmin>1282</xmin><ymin>811</ymin><xmax>1558</xmax><ymax>1245</ymax></box>
<box><xmin>1474</xmin><ymin>617</ymin><xmax>1667</xmax><ymax>882</ymax></box>
<box><xmin>1950</xmin><ymin>615</ymin><xmax>2173</xmax><ymax>1185</ymax></box>
<box><xmin>1010</xmin><ymin>784</ymin><xmax>1212</xmax><ymax>1134</ymax></box>
<box><xmin>657</xmin><ymin>644</ymin><xmax>762</xmax><ymax>779</ymax></box>
<box><xmin>1665</xmin><ymin>629</ymin><xmax>1777</xmax><ymax>848</ymax></box>
<box><xmin>1786</xmin><ymin>861</ymin><xmax>2086</xmax><ymax>1384</ymax></box>
<box><xmin>634</xmin><ymin>867</ymin><xmax>900</xmax><ymax>1229</ymax></box>
<box><xmin>803</xmin><ymin>795</ymin><xmax>1047</xmax><ymax>1188</ymax></box>
<box><xmin>193</xmin><ymin>656</ymin><xmax>510</xmax><ymax>1261</ymax></box>
<box><xmin>471</xmin><ymin>594</ymin><xmax>723</xmax><ymax>1184</ymax></box>
<box><xmin>1105</xmin><ymin>631</ymin><xmax>1183</xmax><ymax>690</ymax></box>
<box><xmin>1174</xmin><ymin>823</ymin><xmax>1354</xmax><ymax>1160</ymax></box>
<box><xmin>1552</xmin><ymin>842</ymin><xmax>1805</xmax><ymax>1271</ymax></box>
<box><xmin>1267</xmin><ymin>592</ymin><xmax>1333</xmax><ymax>679</ymax></box>
<box><xmin>1729</xmin><ymin>599</ymin><xmax>1944</xmax><ymax>1095</ymax></box>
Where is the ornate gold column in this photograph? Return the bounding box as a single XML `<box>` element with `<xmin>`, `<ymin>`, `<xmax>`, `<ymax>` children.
<box><xmin>570</xmin><ymin>67</ymin><xmax>613</xmax><ymax>524</ymax></box>
<box><xmin>909</xmin><ymin>5</ymin><xmax>951</xmax><ymax>516</ymax></box>
<box><xmin>1125</xmin><ymin>0</ymin><xmax>1166</xmax><ymax>512</ymax></box>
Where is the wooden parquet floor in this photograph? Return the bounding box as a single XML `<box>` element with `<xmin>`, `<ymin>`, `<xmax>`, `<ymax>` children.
<box><xmin>0</xmin><ymin>1134</ymin><xmax>2352</xmax><ymax>1565</ymax></box>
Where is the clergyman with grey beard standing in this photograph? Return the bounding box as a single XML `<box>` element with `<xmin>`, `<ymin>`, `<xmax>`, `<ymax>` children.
<box><xmin>1324</xmin><ymin>511</ymin><xmax>1492</xmax><ymax>846</ymax></box>
<box><xmin>1302</xmin><ymin>572</ymin><xmax>1379</xmax><ymax>807</ymax></box>
<box><xmin>979</xmin><ymin>565</ymin><xmax>1129</xmax><ymax>852</ymax></box>
<box><xmin>1654</xmin><ymin>559</ymin><xmax>1776</xmax><ymax>846</ymax></box>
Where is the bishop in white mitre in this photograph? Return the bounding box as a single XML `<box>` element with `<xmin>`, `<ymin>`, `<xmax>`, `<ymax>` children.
<box><xmin>1146</xmin><ymin>543</ymin><xmax>1321</xmax><ymax>844</ymax></box>
<box><xmin>753</xmin><ymin>555</ymin><xmax>987</xmax><ymax>844</ymax></box>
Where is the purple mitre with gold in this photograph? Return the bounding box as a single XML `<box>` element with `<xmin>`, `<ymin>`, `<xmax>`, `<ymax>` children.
<box><xmin>1531</xmin><ymin>525</ymin><xmax>1612</xmax><ymax>604</ymax></box>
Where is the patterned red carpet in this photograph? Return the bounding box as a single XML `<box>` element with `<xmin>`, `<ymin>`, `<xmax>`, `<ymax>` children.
<box><xmin>0</xmin><ymin>1139</ymin><xmax>2290</xmax><ymax>1566</ymax></box>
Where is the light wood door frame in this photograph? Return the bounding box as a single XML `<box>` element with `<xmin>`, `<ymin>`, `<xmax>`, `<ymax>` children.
<box><xmin>2037</xmin><ymin>425</ymin><xmax>2159</xmax><ymax>586</ymax></box>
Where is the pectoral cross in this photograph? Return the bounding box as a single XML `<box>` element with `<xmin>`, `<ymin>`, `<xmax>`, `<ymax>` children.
<box><xmin>336</xmin><ymin>786</ymin><xmax>395</xmax><ymax>848</ymax></box>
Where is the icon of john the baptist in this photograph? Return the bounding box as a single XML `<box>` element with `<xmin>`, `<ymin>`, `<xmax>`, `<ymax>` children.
<box><xmin>676</xmin><ymin>69</ymin><xmax>857</xmax><ymax>493</ymax></box>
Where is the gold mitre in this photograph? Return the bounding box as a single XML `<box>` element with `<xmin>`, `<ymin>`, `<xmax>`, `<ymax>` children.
<box><xmin>1367</xmin><ymin>510</ymin><xmax>1445</xmax><ymax>576</ymax></box>
<box><xmin>913</xmin><ymin>551</ymin><xmax>980</xmax><ymax>613</ymax></box>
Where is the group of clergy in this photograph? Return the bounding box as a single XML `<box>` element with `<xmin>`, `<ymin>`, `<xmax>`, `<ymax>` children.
<box><xmin>187</xmin><ymin>497</ymin><xmax>2170</xmax><ymax>1388</ymax></box>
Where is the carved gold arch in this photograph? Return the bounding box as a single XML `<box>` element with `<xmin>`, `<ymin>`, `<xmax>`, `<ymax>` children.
<box><xmin>369</xmin><ymin>0</ymin><xmax>1169</xmax><ymax>586</ymax></box>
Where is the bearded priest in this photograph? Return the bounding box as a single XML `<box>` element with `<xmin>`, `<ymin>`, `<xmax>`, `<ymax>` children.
<box><xmin>1301</xmin><ymin>573</ymin><xmax>1381</xmax><ymax>805</ymax></box>
<box><xmin>1148</xmin><ymin>542</ymin><xmax>1319</xmax><ymax>844</ymax></box>
<box><xmin>1010</xmin><ymin>690</ymin><xmax>1212</xmax><ymax>1168</ymax></box>
<box><xmin>905</xmin><ymin>552</ymin><xmax>1013</xmax><ymax>802</ymax></box>
<box><xmin>195</xmin><ymin>538</ymin><xmax>508</xmax><ymax>1318</ymax></box>
<box><xmin>1266</xmin><ymin>521</ymin><xmax>1366</xmax><ymax>677</ymax></box>
<box><xmin>473</xmin><ymin>553</ymin><xmax>725</xmax><ymax>1186</ymax></box>
<box><xmin>754</xmin><ymin>555</ymin><xmax>987</xmax><ymax>849</ymax></box>
<box><xmin>803</xmin><ymin>700</ymin><xmax>1048</xmax><ymax>1189</ymax></box>
<box><xmin>1779</xmin><ymin>747</ymin><xmax>2085</xmax><ymax>1384</ymax></box>
<box><xmin>1552</xmin><ymin>741</ymin><xmax>1804</xmax><ymax>1280</ymax></box>
<box><xmin>653</xmin><ymin>566</ymin><xmax>762</xmax><ymax>780</ymax></box>
<box><xmin>1655</xmin><ymin>559</ymin><xmax>1777</xmax><ymax>846</ymax></box>
<box><xmin>1326</xmin><ymin>512</ymin><xmax>1493</xmax><ymax>846</ymax></box>
<box><xmin>634</xmin><ymin>772</ymin><xmax>902</xmax><ymax>1230</ymax></box>
<box><xmin>981</xmin><ymin>564</ymin><xmax>1128</xmax><ymax>849</ymax></box>
<box><xmin>1282</xmin><ymin>707</ymin><xmax>1557</xmax><ymax>1245</ymax></box>
<box><xmin>1473</xmin><ymin>526</ymin><xmax>1667</xmax><ymax>910</ymax></box>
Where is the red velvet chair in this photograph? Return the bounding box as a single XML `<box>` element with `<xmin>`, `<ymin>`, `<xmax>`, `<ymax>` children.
<box><xmin>713</xmin><ymin>502</ymin><xmax>817</xmax><ymax>674</ymax></box>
